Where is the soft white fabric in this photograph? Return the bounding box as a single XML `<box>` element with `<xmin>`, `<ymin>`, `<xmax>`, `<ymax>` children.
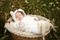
<box><xmin>4</xmin><ymin>22</ymin><xmax>41</xmax><ymax>38</ymax></box>
<box><xmin>38</xmin><ymin>20</ymin><xmax>53</xmax><ymax>40</ymax></box>
<box><xmin>38</xmin><ymin>20</ymin><xmax>51</xmax><ymax>36</ymax></box>
<box><xmin>21</xmin><ymin>16</ymin><xmax>40</xmax><ymax>34</ymax></box>
<box><xmin>10</xmin><ymin>15</ymin><xmax>52</xmax><ymax>35</ymax></box>
<box><xmin>13</xmin><ymin>16</ymin><xmax>40</xmax><ymax>34</ymax></box>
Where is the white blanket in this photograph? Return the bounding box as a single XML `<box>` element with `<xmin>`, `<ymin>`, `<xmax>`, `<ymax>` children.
<box><xmin>14</xmin><ymin>16</ymin><xmax>40</xmax><ymax>34</ymax></box>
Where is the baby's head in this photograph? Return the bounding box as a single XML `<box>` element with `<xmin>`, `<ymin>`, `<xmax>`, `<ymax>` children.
<box><xmin>10</xmin><ymin>9</ymin><xmax>26</xmax><ymax>22</ymax></box>
<box><xmin>15</xmin><ymin>11</ymin><xmax>25</xmax><ymax>21</ymax></box>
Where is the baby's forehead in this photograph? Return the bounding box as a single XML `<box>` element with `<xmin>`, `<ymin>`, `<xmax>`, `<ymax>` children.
<box><xmin>15</xmin><ymin>11</ymin><xmax>23</xmax><ymax>15</ymax></box>
<box><xmin>15</xmin><ymin>11</ymin><xmax>25</xmax><ymax>16</ymax></box>
<box><xmin>15</xmin><ymin>11</ymin><xmax>22</xmax><ymax>14</ymax></box>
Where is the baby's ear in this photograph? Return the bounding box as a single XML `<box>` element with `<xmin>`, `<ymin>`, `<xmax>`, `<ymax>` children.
<box><xmin>10</xmin><ymin>11</ymin><xmax>14</xmax><ymax>16</ymax></box>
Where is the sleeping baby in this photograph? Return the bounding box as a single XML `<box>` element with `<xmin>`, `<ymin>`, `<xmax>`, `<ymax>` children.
<box><xmin>10</xmin><ymin>9</ymin><xmax>40</xmax><ymax>34</ymax></box>
<box><xmin>10</xmin><ymin>9</ymin><xmax>26</xmax><ymax>31</ymax></box>
<box><xmin>10</xmin><ymin>9</ymin><xmax>55</xmax><ymax>40</ymax></box>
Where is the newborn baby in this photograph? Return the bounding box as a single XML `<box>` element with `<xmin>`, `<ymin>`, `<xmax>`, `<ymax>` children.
<box><xmin>10</xmin><ymin>9</ymin><xmax>26</xmax><ymax>30</ymax></box>
<box><xmin>10</xmin><ymin>9</ymin><xmax>40</xmax><ymax>34</ymax></box>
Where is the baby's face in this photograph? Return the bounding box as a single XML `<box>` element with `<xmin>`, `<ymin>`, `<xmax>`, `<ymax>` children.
<box><xmin>15</xmin><ymin>12</ymin><xmax>23</xmax><ymax>21</ymax></box>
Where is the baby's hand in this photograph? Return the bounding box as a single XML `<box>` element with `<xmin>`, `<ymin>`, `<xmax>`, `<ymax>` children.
<box><xmin>18</xmin><ymin>21</ymin><xmax>24</xmax><ymax>28</ymax></box>
<box><xmin>18</xmin><ymin>21</ymin><xmax>22</xmax><ymax>25</ymax></box>
<box><xmin>18</xmin><ymin>21</ymin><xmax>26</xmax><ymax>31</ymax></box>
<box><xmin>34</xmin><ymin>17</ymin><xmax>39</xmax><ymax>21</ymax></box>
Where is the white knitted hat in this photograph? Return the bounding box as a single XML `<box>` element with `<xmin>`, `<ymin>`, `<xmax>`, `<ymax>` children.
<box><xmin>10</xmin><ymin>9</ymin><xmax>26</xmax><ymax>22</ymax></box>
